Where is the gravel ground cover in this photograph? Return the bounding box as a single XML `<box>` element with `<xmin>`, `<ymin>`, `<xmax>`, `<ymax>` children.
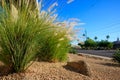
<box><xmin>0</xmin><ymin>54</ymin><xmax>120</xmax><ymax>80</ymax></box>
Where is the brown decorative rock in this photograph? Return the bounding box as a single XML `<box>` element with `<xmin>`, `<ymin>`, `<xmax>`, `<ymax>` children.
<box><xmin>67</xmin><ymin>60</ymin><xmax>92</xmax><ymax>77</ymax></box>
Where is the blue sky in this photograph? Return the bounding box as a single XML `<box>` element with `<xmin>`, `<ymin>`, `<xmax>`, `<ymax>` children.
<box><xmin>40</xmin><ymin>0</ymin><xmax>120</xmax><ymax>43</ymax></box>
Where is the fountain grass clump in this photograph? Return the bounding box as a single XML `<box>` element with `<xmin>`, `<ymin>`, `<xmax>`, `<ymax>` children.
<box><xmin>0</xmin><ymin>1</ymin><xmax>74</xmax><ymax>73</ymax></box>
<box><xmin>38</xmin><ymin>28</ymin><xmax>70</xmax><ymax>62</ymax></box>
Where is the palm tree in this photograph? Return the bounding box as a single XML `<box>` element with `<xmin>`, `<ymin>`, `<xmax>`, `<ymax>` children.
<box><xmin>83</xmin><ymin>34</ymin><xmax>85</xmax><ymax>37</ymax></box>
<box><xmin>106</xmin><ymin>35</ymin><xmax>110</xmax><ymax>41</ymax></box>
<box><xmin>94</xmin><ymin>36</ymin><xmax>98</xmax><ymax>41</ymax></box>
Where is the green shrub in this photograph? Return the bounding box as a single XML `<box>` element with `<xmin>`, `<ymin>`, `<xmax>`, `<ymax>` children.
<box><xmin>113</xmin><ymin>50</ymin><xmax>120</xmax><ymax>63</ymax></box>
<box><xmin>69</xmin><ymin>47</ymin><xmax>77</xmax><ymax>54</ymax></box>
<box><xmin>98</xmin><ymin>40</ymin><xmax>113</xmax><ymax>49</ymax></box>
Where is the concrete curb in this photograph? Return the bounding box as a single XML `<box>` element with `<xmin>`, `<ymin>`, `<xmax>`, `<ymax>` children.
<box><xmin>78</xmin><ymin>53</ymin><xmax>113</xmax><ymax>61</ymax></box>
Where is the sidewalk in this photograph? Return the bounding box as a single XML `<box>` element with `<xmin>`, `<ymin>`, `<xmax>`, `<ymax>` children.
<box><xmin>78</xmin><ymin>53</ymin><xmax>112</xmax><ymax>61</ymax></box>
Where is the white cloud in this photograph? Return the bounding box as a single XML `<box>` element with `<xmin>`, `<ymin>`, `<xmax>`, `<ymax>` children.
<box><xmin>68</xmin><ymin>18</ymin><xmax>80</xmax><ymax>22</ymax></box>
<box><xmin>78</xmin><ymin>23</ymin><xmax>86</xmax><ymax>26</ymax></box>
<box><xmin>67</xmin><ymin>0</ymin><xmax>74</xmax><ymax>4</ymax></box>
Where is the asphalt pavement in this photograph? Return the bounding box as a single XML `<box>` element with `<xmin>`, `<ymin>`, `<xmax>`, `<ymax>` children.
<box><xmin>77</xmin><ymin>50</ymin><xmax>116</xmax><ymax>58</ymax></box>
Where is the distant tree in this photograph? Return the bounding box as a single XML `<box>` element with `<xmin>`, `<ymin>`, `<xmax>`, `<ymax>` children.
<box><xmin>83</xmin><ymin>34</ymin><xmax>85</xmax><ymax>36</ymax></box>
<box><xmin>106</xmin><ymin>35</ymin><xmax>110</xmax><ymax>41</ymax></box>
<box><xmin>83</xmin><ymin>34</ymin><xmax>87</xmax><ymax>40</ymax></box>
<box><xmin>94</xmin><ymin>36</ymin><xmax>98</xmax><ymax>41</ymax></box>
<box><xmin>87</xmin><ymin>37</ymin><xmax>90</xmax><ymax>40</ymax></box>
<box><xmin>98</xmin><ymin>40</ymin><xmax>113</xmax><ymax>49</ymax></box>
<box><xmin>78</xmin><ymin>42</ymin><xmax>84</xmax><ymax>49</ymax></box>
<box><xmin>107</xmin><ymin>42</ymin><xmax>113</xmax><ymax>49</ymax></box>
<box><xmin>84</xmin><ymin>38</ymin><xmax>96</xmax><ymax>49</ymax></box>
<box><xmin>98</xmin><ymin>40</ymin><xmax>107</xmax><ymax>49</ymax></box>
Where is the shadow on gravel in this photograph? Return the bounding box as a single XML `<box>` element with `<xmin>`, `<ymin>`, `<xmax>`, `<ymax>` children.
<box><xmin>0</xmin><ymin>65</ymin><xmax>26</xmax><ymax>80</ymax></box>
<box><xmin>63</xmin><ymin>65</ymin><xmax>80</xmax><ymax>73</ymax></box>
<box><xmin>0</xmin><ymin>65</ymin><xmax>11</xmax><ymax>76</ymax></box>
<box><xmin>98</xmin><ymin>62</ymin><xmax>120</xmax><ymax>67</ymax></box>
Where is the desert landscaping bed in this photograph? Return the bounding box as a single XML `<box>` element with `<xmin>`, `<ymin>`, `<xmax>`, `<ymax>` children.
<box><xmin>0</xmin><ymin>54</ymin><xmax>120</xmax><ymax>80</ymax></box>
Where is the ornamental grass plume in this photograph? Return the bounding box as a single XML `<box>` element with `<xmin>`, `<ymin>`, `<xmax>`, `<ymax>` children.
<box><xmin>37</xmin><ymin>11</ymin><xmax>81</xmax><ymax>62</ymax></box>
<box><xmin>0</xmin><ymin>0</ymin><xmax>56</xmax><ymax>73</ymax></box>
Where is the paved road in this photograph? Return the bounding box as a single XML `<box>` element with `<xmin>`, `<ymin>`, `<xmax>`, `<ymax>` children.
<box><xmin>77</xmin><ymin>50</ymin><xmax>116</xmax><ymax>58</ymax></box>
